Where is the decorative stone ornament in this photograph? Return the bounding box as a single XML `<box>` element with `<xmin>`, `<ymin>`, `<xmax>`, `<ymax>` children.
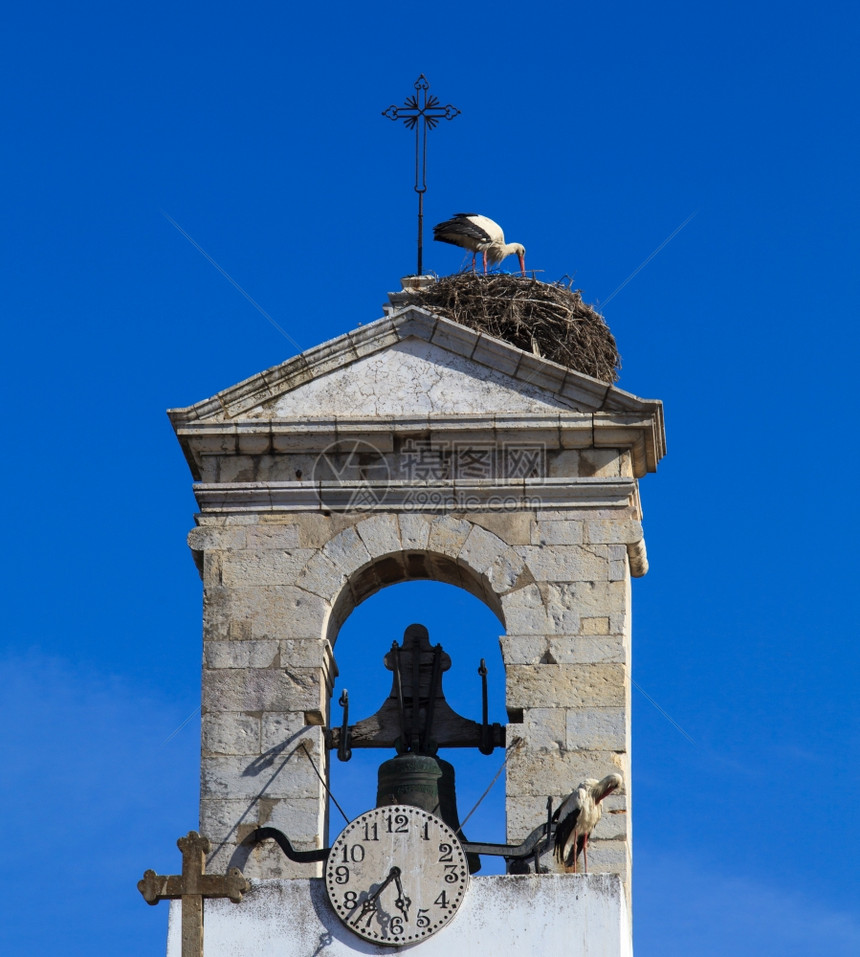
<box><xmin>324</xmin><ymin>806</ymin><xmax>469</xmax><ymax>945</ymax></box>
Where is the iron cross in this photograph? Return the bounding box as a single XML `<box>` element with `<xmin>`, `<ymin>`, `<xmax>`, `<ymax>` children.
<box><xmin>138</xmin><ymin>831</ymin><xmax>249</xmax><ymax>957</ymax></box>
<box><xmin>383</xmin><ymin>75</ymin><xmax>460</xmax><ymax>275</ymax></box>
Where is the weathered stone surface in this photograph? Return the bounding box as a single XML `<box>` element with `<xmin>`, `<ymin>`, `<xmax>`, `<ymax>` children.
<box><xmin>355</xmin><ymin>513</ymin><xmax>401</xmax><ymax>557</ymax></box>
<box><xmin>584</xmin><ymin>519</ymin><xmax>643</xmax><ymax>545</ymax></box>
<box><xmin>579</xmin><ymin>448</ymin><xmax>623</xmax><ymax>478</ymax></box>
<box><xmin>188</xmin><ymin>525</ymin><xmax>248</xmax><ymax>551</ymax></box>
<box><xmin>523</xmin><ymin>707</ymin><xmax>567</xmax><ymax>751</ymax></box>
<box><xmin>427</xmin><ymin>514</ymin><xmax>473</xmax><ymax>557</ymax></box>
<box><xmin>507</xmin><ymin>749</ymin><xmax>626</xmax><ymax>798</ymax></box>
<box><xmin>500</xmin><ymin>584</ymin><xmax>550</xmax><ymax>635</ymax></box>
<box><xmin>499</xmin><ymin>634</ymin><xmax>549</xmax><ymax>665</ymax></box>
<box><xmin>259</xmin><ymin>712</ymin><xmax>309</xmax><ymax>753</ymax></box>
<box><xmin>220</xmin><ymin>549</ymin><xmax>316</xmax><ymax>587</ymax></box>
<box><xmin>278</xmin><ymin>638</ymin><xmax>332</xmax><ymax>671</ymax></box>
<box><xmin>203</xmin><ymin>668</ymin><xmax>326</xmax><ymax>714</ymax></box>
<box><xmin>519</xmin><ymin>544</ymin><xmax>613</xmax><ymax>583</ymax></box>
<box><xmin>566</xmin><ymin>708</ymin><xmax>626</xmax><ymax>750</ymax></box>
<box><xmin>321</xmin><ymin>525</ymin><xmax>373</xmax><ymax>575</ymax></box>
<box><xmin>532</xmin><ymin>519</ymin><xmax>584</xmax><ymax>546</ymax></box>
<box><xmin>202</xmin><ymin>711</ymin><xmax>261</xmax><ymax>755</ymax></box>
<box><xmin>506</xmin><ymin>664</ymin><xmax>626</xmax><ymax>710</ymax></box>
<box><xmin>204</xmin><ymin>585</ymin><xmax>330</xmax><ymax>638</ymax></box>
<box><xmin>204</xmin><ymin>640</ymin><xmax>279</xmax><ymax>670</ymax></box>
<box><xmin>201</xmin><ymin>748</ymin><xmax>321</xmax><ymax>801</ymax></box>
<box><xmin>397</xmin><ymin>513</ymin><xmax>431</xmax><ymax>550</ymax></box>
<box><xmin>581</xmin><ymin>616</ymin><xmax>610</xmax><ymax>635</ymax></box>
<box><xmin>468</xmin><ymin>511</ymin><xmax>533</xmax><ymax>545</ymax></box>
<box><xmin>547</xmin><ymin>635</ymin><xmax>626</xmax><ymax>665</ymax></box>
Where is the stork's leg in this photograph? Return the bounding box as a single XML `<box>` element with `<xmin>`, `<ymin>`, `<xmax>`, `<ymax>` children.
<box><xmin>482</xmin><ymin>251</ymin><xmax>488</xmax><ymax>275</ymax></box>
<box><xmin>569</xmin><ymin>828</ymin><xmax>579</xmax><ymax>873</ymax></box>
<box><xmin>582</xmin><ymin>833</ymin><xmax>589</xmax><ymax>875</ymax></box>
<box><xmin>471</xmin><ymin>253</ymin><xmax>477</xmax><ymax>273</ymax></box>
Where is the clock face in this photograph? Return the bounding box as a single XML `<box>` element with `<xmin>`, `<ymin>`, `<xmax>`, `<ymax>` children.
<box><xmin>324</xmin><ymin>805</ymin><xmax>470</xmax><ymax>946</ymax></box>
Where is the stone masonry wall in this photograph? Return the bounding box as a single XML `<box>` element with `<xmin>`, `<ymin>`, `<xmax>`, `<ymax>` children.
<box><xmin>191</xmin><ymin>496</ymin><xmax>640</xmax><ymax>888</ymax></box>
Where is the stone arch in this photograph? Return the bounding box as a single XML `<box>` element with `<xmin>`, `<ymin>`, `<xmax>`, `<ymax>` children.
<box><xmin>293</xmin><ymin>513</ymin><xmax>533</xmax><ymax>647</ymax></box>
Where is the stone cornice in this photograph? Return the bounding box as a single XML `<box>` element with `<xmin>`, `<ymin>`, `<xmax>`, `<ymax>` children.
<box><xmin>173</xmin><ymin>411</ymin><xmax>664</xmax><ymax>480</ymax></box>
<box><xmin>191</xmin><ymin>477</ymin><xmax>639</xmax><ymax>513</ymax></box>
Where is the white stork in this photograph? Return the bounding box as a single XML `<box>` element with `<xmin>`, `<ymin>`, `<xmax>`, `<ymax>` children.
<box><xmin>552</xmin><ymin>773</ymin><xmax>623</xmax><ymax>874</ymax></box>
<box><xmin>433</xmin><ymin>213</ymin><xmax>526</xmax><ymax>276</ymax></box>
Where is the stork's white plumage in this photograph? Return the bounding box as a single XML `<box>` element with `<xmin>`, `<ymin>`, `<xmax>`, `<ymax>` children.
<box><xmin>553</xmin><ymin>773</ymin><xmax>623</xmax><ymax>874</ymax></box>
<box><xmin>433</xmin><ymin>213</ymin><xmax>526</xmax><ymax>276</ymax></box>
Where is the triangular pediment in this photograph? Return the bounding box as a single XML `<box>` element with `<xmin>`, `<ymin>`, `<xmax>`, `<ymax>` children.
<box><xmin>169</xmin><ymin>307</ymin><xmax>660</xmax><ymax>424</ymax></box>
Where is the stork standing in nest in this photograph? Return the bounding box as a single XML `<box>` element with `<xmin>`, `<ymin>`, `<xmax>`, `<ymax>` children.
<box><xmin>433</xmin><ymin>213</ymin><xmax>526</xmax><ymax>276</ymax></box>
<box><xmin>553</xmin><ymin>773</ymin><xmax>623</xmax><ymax>874</ymax></box>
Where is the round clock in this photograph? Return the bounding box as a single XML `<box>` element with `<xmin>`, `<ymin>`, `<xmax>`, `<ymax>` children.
<box><xmin>324</xmin><ymin>805</ymin><xmax>470</xmax><ymax>946</ymax></box>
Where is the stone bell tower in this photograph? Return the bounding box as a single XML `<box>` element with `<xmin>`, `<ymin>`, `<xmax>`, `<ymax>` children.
<box><xmin>164</xmin><ymin>284</ymin><xmax>665</xmax><ymax>954</ymax></box>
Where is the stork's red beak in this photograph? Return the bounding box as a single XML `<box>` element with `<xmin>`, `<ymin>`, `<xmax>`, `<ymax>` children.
<box><xmin>518</xmin><ymin>253</ymin><xmax>526</xmax><ymax>277</ymax></box>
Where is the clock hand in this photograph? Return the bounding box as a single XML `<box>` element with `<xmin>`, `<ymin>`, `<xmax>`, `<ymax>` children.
<box><xmin>393</xmin><ymin>870</ymin><xmax>411</xmax><ymax>921</ymax></box>
<box><xmin>353</xmin><ymin>867</ymin><xmax>401</xmax><ymax>926</ymax></box>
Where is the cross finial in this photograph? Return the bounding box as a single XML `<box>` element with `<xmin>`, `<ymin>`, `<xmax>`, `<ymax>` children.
<box><xmin>138</xmin><ymin>831</ymin><xmax>249</xmax><ymax>957</ymax></box>
<box><xmin>383</xmin><ymin>75</ymin><xmax>460</xmax><ymax>275</ymax></box>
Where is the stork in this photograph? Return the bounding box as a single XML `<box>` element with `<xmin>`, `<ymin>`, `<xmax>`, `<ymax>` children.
<box><xmin>433</xmin><ymin>213</ymin><xmax>526</xmax><ymax>276</ymax></box>
<box><xmin>552</xmin><ymin>773</ymin><xmax>623</xmax><ymax>874</ymax></box>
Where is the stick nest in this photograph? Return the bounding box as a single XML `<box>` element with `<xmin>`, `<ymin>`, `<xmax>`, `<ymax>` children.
<box><xmin>402</xmin><ymin>274</ymin><xmax>620</xmax><ymax>383</ymax></box>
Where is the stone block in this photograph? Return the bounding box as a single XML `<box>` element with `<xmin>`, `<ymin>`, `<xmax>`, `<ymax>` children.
<box><xmin>203</xmin><ymin>585</ymin><xmax>330</xmax><ymax>639</ymax></box>
<box><xmin>519</xmin><ymin>544</ymin><xmax>614</xmax><ymax>583</ymax></box>
<box><xmin>506</xmin><ymin>664</ymin><xmax>626</xmax><ymax>710</ymax></box>
<box><xmin>506</xmin><ymin>793</ymin><xmax>553</xmax><ymax>843</ymax></box>
<box><xmin>260</xmin><ymin>712</ymin><xmax>310</xmax><ymax>753</ymax></box>
<box><xmin>260</xmin><ymin>796</ymin><xmax>327</xmax><ymax>845</ymax></box>
<box><xmin>220</xmin><ymin>549</ymin><xmax>317</xmax><ymax>587</ymax></box>
<box><xmin>468</xmin><ymin>511</ymin><xmax>533</xmax><ymax>546</ymax></box>
<box><xmin>566</xmin><ymin>708</ymin><xmax>626</xmax><ymax>750</ymax></box>
<box><xmin>201</xmin><ymin>748</ymin><xmax>322</xmax><ymax>801</ymax></box>
<box><xmin>506</xmin><ymin>749</ymin><xmax>626</xmax><ymax>798</ymax></box>
<box><xmin>279</xmin><ymin>638</ymin><xmax>332</xmax><ymax>670</ymax></box>
<box><xmin>355</xmin><ymin>513</ymin><xmax>401</xmax><ymax>557</ymax></box>
<box><xmin>523</xmin><ymin>707</ymin><xmax>566</xmax><ymax>751</ymax></box>
<box><xmin>499</xmin><ymin>634</ymin><xmax>548</xmax><ymax>665</ymax></box>
<box><xmin>584</xmin><ymin>519</ymin><xmax>643</xmax><ymax>545</ymax></box>
<box><xmin>203</xmin><ymin>668</ymin><xmax>326</xmax><ymax>714</ymax></box>
<box><xmin>202</xmin><ymin>711</ymin><xmax>262</xmax><ymax>755</ymax></box>
<box><xmin>321</xmin><ymin>525</ymin><xmax>372</xmax><ymax>576</ymax></box>
<box><xmin>531</xmin><ymin>520</ymin><xmax>584</xmax><ymax>546</ymax></box>
<box><xmin>294</xmin><ymin>512</ymin><xmax>360</xmax><ymax>549</ymax></box>
<box><xmin>294</xmin><ymin>552</ymin><xmax>347</xmax><ymax>599</ymax></box>
<box><xmin>594</xmin><ymin>808</ymin><xmax>629</xmax><ymax>841</ymax></box>
<box><xmin>581</xmin><ymin>617</ymin><xmax>610</xmax><ymax>635</ymax></box>
<box><xmin>547</xmin><ymin>635</ymin><xmax>626</xmax><ymax>665</ymax></box>
<box><xmin>547</xmin><ymin>449</ymin><xmax>581</xmax><ymax>478</ymax></box>
<box><xmin>579</xmin><ymin>449</ymin><xmax>623</xmax><ymax>478</ymax></box>
<box><xmin>426</xmin><ymin>514</ymin><xmax>472</xmax><ymax>557</ymax></box>
<box><xmin>397</xmin><ymin>513</ymin><xmax>431</xmax><ymax>550</ymax></box>
<box><xmin>187</xmin><ymin>525</ymin><xmax>247</xmax><ymax>551</ymax></box>
<box><xmin>500</xmin><ymin>584</ymin><xmax>550</xmax><ymax>634</ymax></box>
<box><xmin>583</xmin><ymin>840</ymin><xmax>630</xmax><ymax>879</ymax></box>
<box><xmin>205</xmin><ymin>640</ymin><xmax>279</xmax><ymax>669</ymax></box>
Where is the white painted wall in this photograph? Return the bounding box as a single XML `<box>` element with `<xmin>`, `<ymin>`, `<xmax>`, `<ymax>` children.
<box><xmin>167</xmin><ymin>874</ymin><xmax>632</xmax><ymax>956</ymax></box>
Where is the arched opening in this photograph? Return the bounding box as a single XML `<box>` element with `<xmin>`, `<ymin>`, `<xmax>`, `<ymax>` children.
<box><xmin>328</xmin><ymin>580</ymin><xmax>509</xmax><ymax>874</ymax></box>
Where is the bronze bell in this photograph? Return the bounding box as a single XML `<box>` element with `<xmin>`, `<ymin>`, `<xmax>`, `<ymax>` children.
<box><xmin>376</xmin><ymin>753</ymin><xmax>480</xmax><ymax>873</ymax></box>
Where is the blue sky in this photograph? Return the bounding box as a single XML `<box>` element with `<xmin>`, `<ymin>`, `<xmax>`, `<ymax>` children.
<box><xmin>1</xmin><ymin>1</ymin><xmax>858</xmax><ymax>954</ymax></box>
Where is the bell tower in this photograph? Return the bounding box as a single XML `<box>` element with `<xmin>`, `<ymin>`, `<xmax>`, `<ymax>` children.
<box><xmin>162</xmin><ymin>283</ymin><xmax>665</xmax><ymax>954</ymax></box>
